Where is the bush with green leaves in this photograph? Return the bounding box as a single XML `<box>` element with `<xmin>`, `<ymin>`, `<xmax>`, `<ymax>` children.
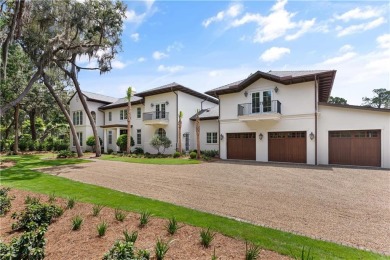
<box><xmin>115</xmin><ymin>209</ymin><xmax>127</xmax><ymax>222</ymax></box>
<box><xmin>18</xmin><ymin>134</ymin><xmax>33</xmax><ymax>151</ymax></box>
<box><xmin>149</xmin><ymin>135</ymin><xmax>172</xmax><ymax>154</ymax></box>
<box><xmin>155</xmin><ymin>238</ymin><xmax>170</xmax><ymax>260</ymax></box>
<box><xmin>201</xmin><ymin>150</ymin><xmax>219</xmax><ymax>158</ymax></box>
<box><xmin>0</xmin><ymin>187</ymin><xmax>12</xmax><ymax>216</ymax></box>
<box><xmin>139</xmin><ymin>211</ymin><xmax>152</xmax><ymax>228</ymax></box>
<box><xmin>92</xmin><ymin>204</ymin><xmax>104</xmax><ymax>216</ymax></box>
<box><xmin>12</xmin><ymin>202</ymin><xmax>63</xmax><ymax>231</ymax></box>
<box><xmin>133</xmin><ymin>147</ymin><xmax>144</xmax><ymax>154</ymax></box>
<box><xmin>97</xmin><ymin>221</ymin><xmax>108</xmax><ymax>237</ymax></box>
<box><xmin>173</xmin><ymin>152</ymin><xmax>180</xmax><ymax>158</ymax></box>
<box><xmin>66</xmin><ymin>197</ymin><xmax>76</xmax><ymax>209</ymax></box>
<box><xmin>53</xmin><ymin>139</ymin><xmax>69</xmax><ymax>151</ymax></box>
<box><xmin>116</xmin><ymin>134</ymin><xmax>135</xmax><ymax>152</ymax></box>
<box><xmin>166</xmin><ymin>217</ymin><xmax>180</xmax><ymax>235</ymax></box>
<box><xmin>103</xmin><ymin>240</ymin><xmax>136</xmax><ymax>260</ymax></box>
<box><xmin>25</xmin><ymin>195</ymin><xmax>41</xmax><ymax>205</ymax></box>
<box><xmin>0</xmin><ymin>225</ymin><xmax>47</xmax><ymax>260</ymax></box>
<box><xmin>48</xmin><ymin>193</ymin><xmax>56</xmax><ymax>204</ymax></box>
<box><xmin>189</xmin><ymin>152</ymin><xmax>197</xmax><ymax>159</ymax></box>
<box><xmin>137</xmin><ymin>249</ymin><xmax>150</xmax><ymax>260</ymax></box>
<box><xmin>57</xmin><ymin>150</ymin><xmax>75</xmax><ymax>158</ymax></box>
<box><xmin>245</xmin><ymin>241</ymin><xmax>261</xmax><ymax>260</ymax></box>
<box><xmin>86</xmin><ymin>136</ymin><xmax>103</xmax><ymax>152</ymax></box>
<box><xmin>123</xmin><ymin>230</ymin><xmax>138</xmax><ymax>243</ymax></box>
<box><xmin>107</xmin><ymin>149</ymin><xmax>114</xmax><ymax>154</ymax></box>
<box><xmin>72</xmin><ymin>215</ymin><xmax>83</xmax><ymax>231</ymax></box>
<box><xmin>200</xmin><ymin>228</ymin><xmax>215</xmax><ymax>248</ymax></box>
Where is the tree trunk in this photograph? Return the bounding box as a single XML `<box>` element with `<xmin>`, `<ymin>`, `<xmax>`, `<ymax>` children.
<box><xmin>43</xmin><ymin>73</ymin><xmax>83</xmax><ymax>158</ymax></box>
<box><xmin>196</xmin><ymin>111</ymin><xmax>200</xmax><ymax>159</ymax></box>
<box><xmin>126</xmin><ymin>99</ymin><xmax>132</xmax><ymax>154</ymax></box>
<box><xmin>66</xmin><ymin>57</ymin><xmax>101</xmax><ymax>157</ymax></box>
<box><xmin>29</xmin><ymin>108</ymin><xmax>37</xmax><ymax>140</ymax></box>
<box><xmin>13</xmin><ymin>105</ymin><xmax>19</xmax><ymax>154</ymax></box>
<box><xmin>4</xmin><ymin>118</ymin><xmax>15</xmax><ymax>139</ymax></box>
<box><xmin>0</xmin><ymin>68</ymin><xmax>42</xmax><ymax>116</ymax></box>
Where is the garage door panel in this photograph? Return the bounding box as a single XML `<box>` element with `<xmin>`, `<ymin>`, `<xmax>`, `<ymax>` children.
<box><xmin>227</xmin><ymin>133</ymin><xmax>256</xmax><ymax>160</ymax></box>
<box><xmin>268</xmin><ymin>131</ymin><xmax>306</xmax><ymax>163</ymax></box>
<box><xmin>329</xmin><ymin>130</ymin><xmax>380</xmax><ymax>167</ymax></box>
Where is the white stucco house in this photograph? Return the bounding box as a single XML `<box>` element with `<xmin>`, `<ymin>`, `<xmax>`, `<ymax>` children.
<box><xmin>69</xmin><ymin>70</ymin><xmax>389</xmax><ymax>168</ymax></box>
<box><xmin>68</xmin><ymin>83</ymin><xmax>218</xmax><ymax>154</ymax></box>
<box><xmin>205</xmin><ymin>70</ymin><xmax>390</xmax><ymax>168</ymax></box>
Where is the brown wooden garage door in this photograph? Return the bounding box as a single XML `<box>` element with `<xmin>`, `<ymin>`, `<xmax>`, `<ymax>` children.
<box><xmin>329</xmin><ymin>130</ymin><xmax>381</xmax><ymax>167</ymax></box>
<box><xmin>227</xmin><ymin>133</ymin><xmax>256</xmax><ymax>160</ymax></box>
<box><xmin>268</xmin><ymin>131</ymin><xmax>307</xmax><ymax>163</ymax></box>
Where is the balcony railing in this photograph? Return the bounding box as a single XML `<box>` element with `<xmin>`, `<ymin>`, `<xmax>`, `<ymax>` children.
<box><xmin>238</xmin><ymin>100</ymin><xmax>281</xmax><ymax>116</ymax></box>
<box><xmin>143</xmin><ymin>111</ymin><xmax>169</xmax><ymax>121</ymax></box>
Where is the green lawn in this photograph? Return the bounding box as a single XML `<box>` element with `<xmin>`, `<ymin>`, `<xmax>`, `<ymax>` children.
<box><xmin>0</xmin><ymin>154</ymin><xmax>387</xmax><ymax>259</ymax></box>
<box><xmin>100</xmin><ymin>154</ymin><xmax>200</xmax><ymax>165</ymax></box>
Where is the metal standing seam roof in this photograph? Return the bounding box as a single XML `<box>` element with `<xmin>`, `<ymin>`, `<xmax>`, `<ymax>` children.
<box><xmin>81</xmin><ymin>91</ymin><xmax>118</xmax><ymax>103</ymax></box>
<box><xmin>190</xmin><ymin>106</ymin><xmax>219</xmax><ymax>120</ymax></box>
<box><xmin>205</xmin><ymin>70</ymin><xmax>337</xmax><ymax>102</ymax></box>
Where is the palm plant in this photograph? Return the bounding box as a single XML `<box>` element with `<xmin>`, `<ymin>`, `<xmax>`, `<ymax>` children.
<box><xmin>126</xmin><ymin>87</ymin><xmax>133</xmax><ymax>154</ymax></box>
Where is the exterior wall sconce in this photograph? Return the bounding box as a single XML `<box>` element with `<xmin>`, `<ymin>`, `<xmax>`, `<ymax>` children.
<box><xmin>309</xmin><ymin>132</ymin><xmax>315</xmax><ymax>140</ymax></box>
<box><xmin>151</xmin><ymin>103</ymin><xmax>154</xmax><ymax>107</ymax></box>
<box><xmin>220</xmin><ymin>134</ymin><xmax>224</xmax><ymax>140</ymax></box>
<box><xmin>244</xmin><ymin>91</ymin><xmax>248</xmax><ymax>97</ymax></box>
<box><xmin>274</xmin><ymin>86</ymin><xmax>279</xmax><ymax>93</ymax></box>
<box><xmin>259</xmin><ymin>133</ymin><xmax>263</xmax><ymax>140</ymax></box>
<box><xmin>166</xmin><ymin>101</ymin><xmax>169</xmax><ymax>105</ymax></box>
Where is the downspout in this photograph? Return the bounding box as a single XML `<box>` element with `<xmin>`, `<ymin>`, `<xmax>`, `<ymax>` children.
<box><xmin>314</xmin><ymin>75</ymin><xmax>318</xmax><ymax>165</ymax></box>
<box><xmin>216</xmin><ymin>92</ymin><xmax>221</xmax><ymax>158</ymax></box>
<box><xmin>172</xmin><ymin>88</ymin><xmax>178</xmax><ymax>151</ymax></box>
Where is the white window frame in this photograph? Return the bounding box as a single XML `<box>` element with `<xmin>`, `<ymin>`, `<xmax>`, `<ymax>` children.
<box><xmin>136</xmin><ymin>107</ymin><xmax>141</xmax><ymax>119</ymax></box>
<box><xmin>108</xmin><ymin>112</ymin><xmax>112</xmax><ymax>122</ymax></box>
<box><xmin>206</xmin><ymin>132</ymin><xmax>218</xmax><ymax>144</ymax></box>
<box><xmin>120</xmin><ymin>109</ymin><xmax>128</xmax><ymax>120</ymax></box>
<box><xmin>73</xmin><ymin>111</ymin><xmax>83</xmax><ymax>126</ymax></box>
<box><xmin>136</xmin><ymin>129</ymin><xmax>141</xmax><ymax>145</ymax></box>
<box><xmin>250</xmin><ymin>89</ymin><xmax>273</xmax><ymax>113</ymax></box>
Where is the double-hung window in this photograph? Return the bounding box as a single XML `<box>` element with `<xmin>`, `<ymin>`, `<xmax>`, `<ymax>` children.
<box><xmin>206</xmin><ymin>132</ymin><xmax>218</xmax><ymax>144</ymax></box>
<box><xmin>137</xmin><ymin>129</ymin><xmax>141</xmax><ymax>145</ymax></box>
<box><xmin>108</xmin><ymin>131</ymin><xmax>112</xmax><ymax>145</ymax></box>
<box><xmin>108</xmin><ymin>112</ymin><xmax>112</xmax><ymax>122</ymax></box>
<box><xmin>120</xmin><ymin>109</ymin><xmax>128</xmax><ymax>120</ymax></box>
<box><xmin>73</xmin><ymin>111</ymin><xmax>83</xmax><ymax>125</ymax></box>
<box><xmin>137</xmin><ymin>107</ymin><xmax>141</xmax><ymax>119</ymax></box>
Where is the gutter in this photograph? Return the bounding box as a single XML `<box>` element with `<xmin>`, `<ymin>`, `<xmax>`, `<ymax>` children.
<box><xmin>171</xmin><ymin>87</ymin><xmax>178</xmax><ymax>151</ymax></box>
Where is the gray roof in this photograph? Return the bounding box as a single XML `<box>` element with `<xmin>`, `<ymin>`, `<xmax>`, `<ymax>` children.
<box><xmin>82</xmin><ymin>91</ymin><xmax>117</xmax><ymax>103</ymax></box>
<box><xmin>100</xmin><ymin>96</ymin><xmax>143</xmax><ymax>110</ymax></box>
<box><xmin>267</xmin><ymin>70</ymin><xmax>331</xmax><ymax>78</ymax></box>
<box><xmin>190</xmin><ymin>106</ymin><xmax>219</xmax><ymax>120</ymax></box>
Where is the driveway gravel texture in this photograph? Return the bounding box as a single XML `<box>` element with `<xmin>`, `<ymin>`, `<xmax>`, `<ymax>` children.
<box><xmin>41</xmin><ymin>159</ymin><xmax>390</xmax><ymax>255</ymax></box>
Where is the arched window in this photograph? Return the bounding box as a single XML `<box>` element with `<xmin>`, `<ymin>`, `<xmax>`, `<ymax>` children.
<box><xmin>155</xmin><ymin>128</ymin><xmax>166</xmax><ymax>138</ymax></box>
<box><xmin>91</xmin><ymin>111</ymin><xmax>96</xmax><ymax>123</ymax></box>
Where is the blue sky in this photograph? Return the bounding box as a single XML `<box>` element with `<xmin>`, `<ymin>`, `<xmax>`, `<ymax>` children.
<box><xmin>78</xmin><ymin>0</ymin><xmax>390</xmax><ymax>105</ymax></box>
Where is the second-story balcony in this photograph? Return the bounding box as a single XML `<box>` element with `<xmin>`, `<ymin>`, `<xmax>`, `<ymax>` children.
<box><xmin>237</xmin><ymin>100</ymin><xmax>282</xmax><ymax>121</ymax></box>
<box><xmin>143</xmin><ymin>111</ymin><xmax>169</xmax><ymax>125</ymax></box>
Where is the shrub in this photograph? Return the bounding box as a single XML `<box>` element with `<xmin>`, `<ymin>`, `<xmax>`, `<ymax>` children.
<box><xmin>123</xmin><ymin>230</ymin><xmax>138</xmax><ymax>243</ymax></box>
<box><xmin>25</xmin><ymin>195</ymin><xmax>41</xmax><ymax>205</ymax></box>
<box><xmin>201</xmin><ymin>150</ymin><xmax>219</xmax><ymax>158</ymax></box>
<box><xmin>97</xmin><ymin>221</ymin><xmax>108</xmax><ymax>237</ymax></box>
<box><xmin>53</xmin><ymin>139</ymin><xmax>69</xmax><ymax>151</ymax></box>
<box><xmin>116</xmin><ymin>134</ymin><xmax>135</xmax><ymax>152</ymax></box>
<box><xmin>66</xmin><ymin>197</ymin><xmax>76</xmax><ymax>209</ymax></box>
<box><xmin>0</xmin><ymin>225</ymin><xmax>47</xmax><ymax>260</ymax></box>
<box><xmin>137</xmin><ymin>249</ymin><xmax>150</xmax><ymax>259</ymax></box>
<box><xmin>202</xmin><ymin>155</ymin><xmax>211</xmax><ymax>161</ymax></box>
<box><xmin>155</xmin><ymin>238</ymin><xmax>170</xmax><ymax>260</ymax></box>
<box><xmin>72</xmin><ymin>215</ymin><xmax>83</xmax><ymax>231</ymax></box>
<box><xmin>103</xmin><ymin>240</ymin><xmax>136</xmax><ymax>260</ymax></box>
<box><xmin>133</xmin><ymin>147</ymin><xmax>144</xmax><ymax>155</ymax></box>
<box><xmin>86</xmin><ymin>136</ymin><xmax>103</xmax><ymax>152</ymax></box>
<box><xmin>12</xmin><ymin>202</ymin><xmax>63</xmax><ymax>231</ymax></box>
<box><xmin>189</xmin><ymin>152</ymin><xmax>197</xmax><ymax>159</ymax></box>
<box><xmin>92</xmin><ymin>204</ymin><xmax>104</xmax><ymax>216</ymax></box>
<box><xmin>149</xmin><ymin>135</ymin><xmax>172</xmax><ymax>154</ymax></box>
<box><xmin>200</xmin><ymin>228</ymin><xmax>215</xmax><ymax>248</ymax></box>
<box><xmin>57</xmin><ymin>150</ymin><xmax>75</xmax><ymax>158</ymax></box>
<box><xmin>18</xmin><ymin>134</ymin><xmax>33</xmax><ymax>151</ymax></box>
<box><xmin>107</xmin><ymin>149</ymin><xmax>114</xmax><ymax>154</ymax></box>
<box><xmin>173</xmin><ymin>152</ymin><xmax>180</xmax><ymax>158</ymax></box>
<box><xmin>139</xmin><ymin>211</ymin><xmax>151</xmax><ymax>228</ymax></box>
<box><xmin>115</xmin><ymin>209</ymin><xmax>127</xmax><ymax>222</ymax></box>
<box><xmin>48</xmin><ymin>193</ymin><xmax>56</xmax><ymax>204</ymax></box>
<box><xmin>245</xmin><ymin>241</ymin><xmax>261</xmax><ymax>260</ymax></box>
<box><xmin>0</xmin><ymin>187</ymin><xmax>12</xmax><ymax>216</ymax></box>
<box><xmin>166</xmin><ymin>217</ymin><xmax>180</xmax><ymax>235</ymax></box>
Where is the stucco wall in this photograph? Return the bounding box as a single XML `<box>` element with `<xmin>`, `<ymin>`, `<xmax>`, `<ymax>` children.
<box><xmin>318</xmin><ymin>105</ymin><xmax>390</xmax><ymax>168</ymax></box>
<box><xmin>193</xmin><ymin>120</ymin><xmax>219</xmax><ymax>152</ymax></box>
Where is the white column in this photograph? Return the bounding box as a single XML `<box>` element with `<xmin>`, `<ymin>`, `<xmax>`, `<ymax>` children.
<box><xmin>116</xmin><ymin>128</ymin><xmax>121</xmax><ymax>152</ymax></box>
<box><xmin>103</xmin><ymin>129</ymin><xmax>108</xmax><ymax>153</ymax></box>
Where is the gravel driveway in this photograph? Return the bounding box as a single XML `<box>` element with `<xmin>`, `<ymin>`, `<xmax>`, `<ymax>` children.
<box><xmin>41</xmin><ymin>159</ymin><xmax>390</xmax><ymax>254</ymax></box>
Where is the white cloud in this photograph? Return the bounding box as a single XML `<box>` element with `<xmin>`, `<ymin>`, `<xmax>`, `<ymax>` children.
<box><xmin>157</xmin><ymin>65</ymin><xmax>184</xmax><ymax>73</ymax></box>
<box><xmin>130</xmin><ymin>33</ymin><xmax>140</xmax><ymax>42</ymax></box>
<box><xmin>152</xmin><ymin>51</ymin><xmax>168</xmax><ymax>60</ymax></box>
<box><xmin>111</xmin><ymin>60</ymin><xmax>127</xmax><ymax>69</ymax></box>
<box><xmin>144</xmin><ymin>0</ymin><xmax>155</xmax><ymax>10</ymax></box>
<box><xmin>125</xmin><ymin>10</ymin><xmax>146</xmax><ymax>24</ymax></box>
<box><xmin>138</xmin><ymin>57</ymin><xmax>146</xmax><ymax>62</ymax></box>
<box><xmin>260</xmin><ymin>47</ymin><xmax>290</xmax><ymax>62</ymax></box>
<box><xmin>322</xmin><ymin>52</ymin><xmax>357</xmax><ymax>65</ymax></box>
<box><xmin>337</xmin><ymin>17</ymin><xmax>386</xmax><ymax>37</ymax></box>
<box><xmin>202</xmin><ymin>3</ymin><xmax>243</xmax><ymax>27</ymax></box>
<box><xmin>166</xmin><ymin>41</ymin><xmax>184</xmax><ymax>52</ymax></box>
<box><xmin>209</xmin><ymin>70</ymin><xmax>222</xmax><ymax>77</ymax></box>
<box><xmin>339</xmin><ymin>44</ymin><xmax>354</xmax><ymax>53</ymax></box>
<box><xmin>335</xmin><ymin>7</ymin><xmax>383</xmax><ymax>22</ymax></box>
<box><xmin>377</xmin><ymin>34</ymin><xmax>390</xmax><ymax>49</ymax></box>
<box><xmin>230</xmin><ymin>0</ymin><xmax>315</xmax><ymax>43</ymax></box>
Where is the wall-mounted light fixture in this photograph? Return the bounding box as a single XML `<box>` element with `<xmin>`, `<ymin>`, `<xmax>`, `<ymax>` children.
<box><xmin>259</xmin><ymin>133</ymin><xmax>264</xmax><ymax>140</ymax></box>
<box><xmin>220</xmin><ymin>134</ymin><xmax>224</xmax><ymax>141</ymax></box>
<box><xmin>274</xmin><ymin>86</ymin><xmax>279</xmax><ymax>93</ymax></box>
<box><xmin>244</xmin><ymin>91</ymin><xmax>248</xmax><ymax>97</ymax></box>
<box><xmin>309</xmin><ymin>132</ymin><xmax>315</xmax><ymax>140</ymax></box>
<box><xmin>151</xmin><ymin>103</ymin><xmax>154</xmax><ymax>107</ymax></box>
<box><xmin>166</xmin><ymin>101</ymin><xmax>169</xmax><ymax>105</ymax></box>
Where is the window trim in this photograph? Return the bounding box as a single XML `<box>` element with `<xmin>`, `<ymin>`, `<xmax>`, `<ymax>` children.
<box><xmin>136</xmin><ymin>107</ymin><xmax>142</xmax><ymax>119</ymax></box>
<box><xmin>136</xmin><ymin>129</ymin><xmax>141</xmax><ymax>145</ymax></box>
<box><xmin>206</xmin><ymin>132</ymin><xmax>218</xmax><ymax>144</ymax></box>
<box><xmin>73</xmin><ymin>110</ymin><xmax>83</xmax><ymax>126</ymax></box>
<box><xmin>108</xmin><ymin>131</ymin><xmax>113</xmax><ymax>145</ymax></box>
<box><xmin>108</xmin><ymin>111</ymin><xmax>112</xmax><ymax>122</ymax></box>
<box><xmin>119</xmin><ymin>109</ymin><xmax>128</xmax><ymax>121</ymax></box>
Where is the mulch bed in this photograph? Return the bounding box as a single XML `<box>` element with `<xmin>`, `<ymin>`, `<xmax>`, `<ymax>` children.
<box><xmin>0</xmin><ymin>189</ymin><xmax>290</xmax><ymax>259</ymax></box>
